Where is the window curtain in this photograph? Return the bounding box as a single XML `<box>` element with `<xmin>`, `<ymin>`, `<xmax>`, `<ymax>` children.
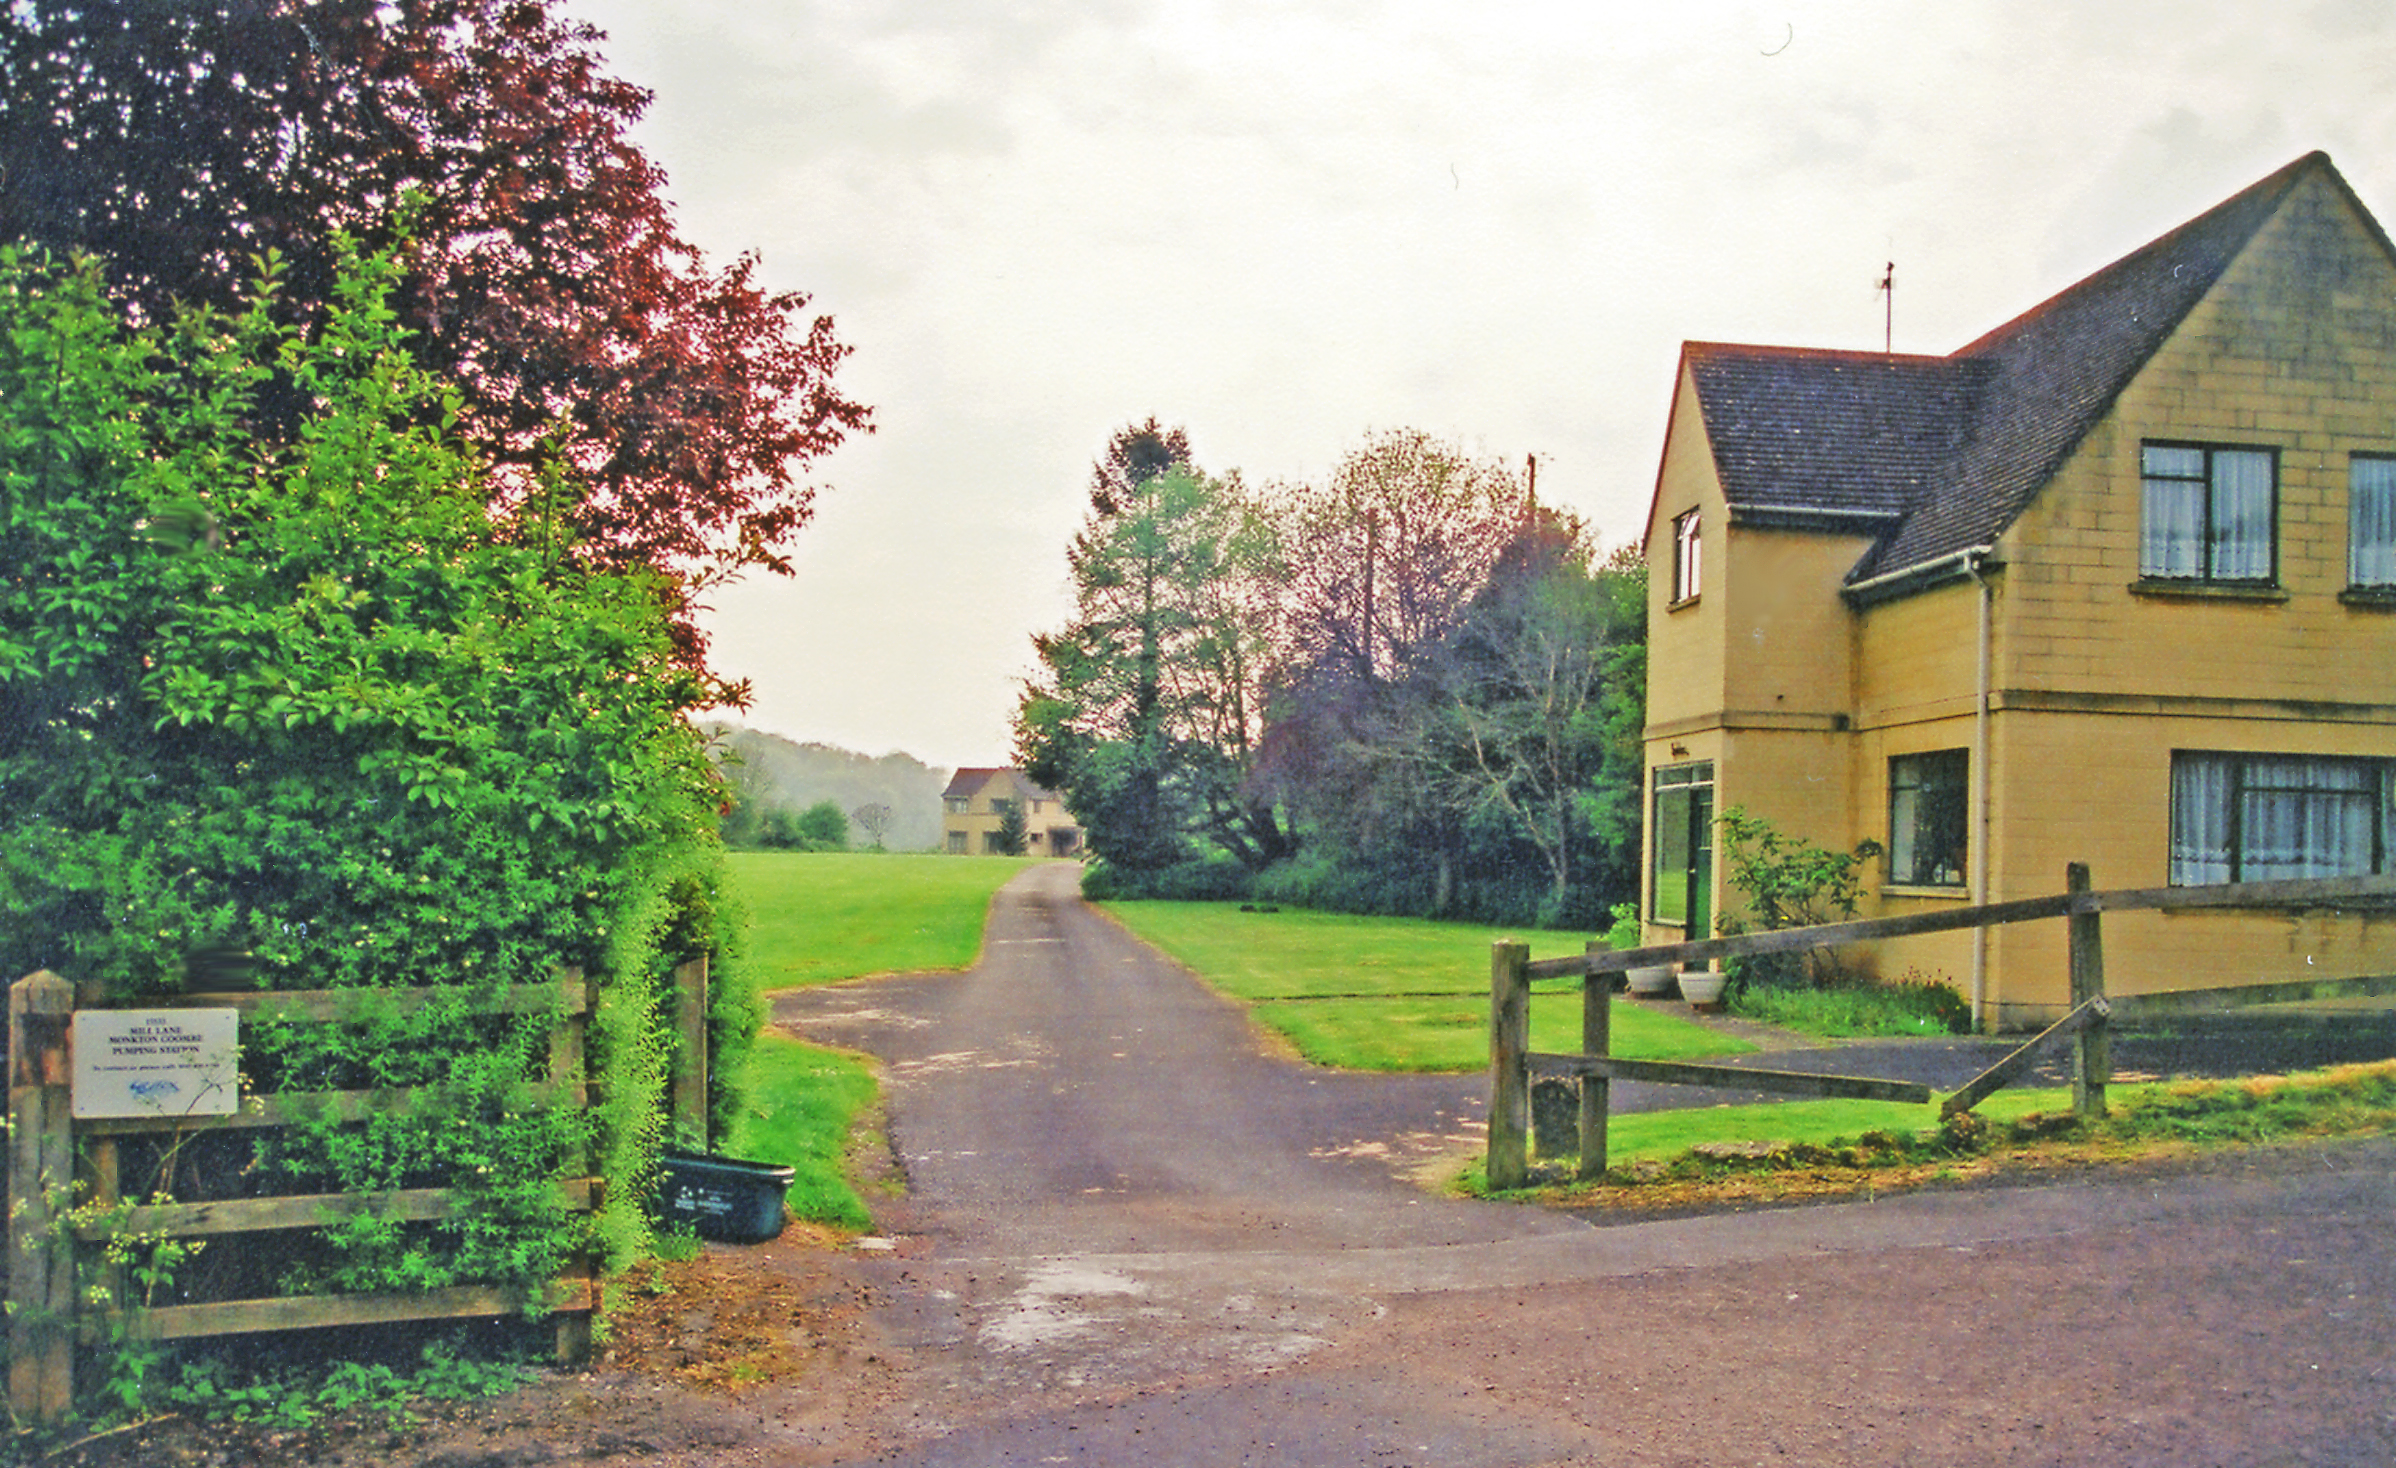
<box><xmin>2141</xmin><ymin>446</ymin><xmax>2205</xmax><ymax>577</ymax></box>
<box><xmin>2354</xmin><ymin>458</ymin><xmax>2396</xmax><ymax>586</ymax></box>
<box><xmin>2208</xmin><ymin>449</ymin><xmax>2274</xmax><ymax>580</ymax></box>
<box><xmin>2241</xmin><ymin>757</ymin><xmax>2375</xmax><ymax>880</ymax></box>
<box><xmin>2170</xmin><ymin>753</ymin><xmax>2234</xmax><ymax>884</ymax></box>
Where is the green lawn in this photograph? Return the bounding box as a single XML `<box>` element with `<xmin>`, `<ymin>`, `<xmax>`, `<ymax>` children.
<box><xmin>1592</xmin><ymin>1084</ymin><xmax>2072</xmax><ymax>1165</ymax></box>
<box><xmin>1101</xmin><ymin>899</ymin><xmax>1749</xmax><ymax>1071</ymax></box>
<box><xmin>728</xmin><ymin>851</ymin><xmax>1032</xmax><ymax>989</ymax></box>
<box><xmin>718</xmin><ymin>1030</ymin><xmax>879</xmax><ymax>1229</ymax></box>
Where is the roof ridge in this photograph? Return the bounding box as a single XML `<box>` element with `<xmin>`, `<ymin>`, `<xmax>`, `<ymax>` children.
<box><xmin>1849</xmin><ymin>151</ymin><xmax>2350</xmax><ymax>585</ymax></box>
<box><xmin>1948</xmin><ymin>150</ymin><xmax>2325</xmax><ymax>362</ymax></box>
<box><xmin>1686</xmin><ymin>340</ymin><xmax>1953</xmax><ymax>367</ymax></box>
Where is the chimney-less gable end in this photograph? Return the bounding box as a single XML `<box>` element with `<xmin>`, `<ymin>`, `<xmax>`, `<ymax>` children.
<box><xmin>1672</xmin><ymin>152</ymin><xmax>2385</xmax><ymax>602</ymax></box>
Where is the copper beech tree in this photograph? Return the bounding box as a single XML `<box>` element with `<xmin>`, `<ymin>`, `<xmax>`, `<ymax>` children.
<box><xmin>0</xmin><ymin>0</ymin><xmax>868</xmax><ymax>621</ymax></box>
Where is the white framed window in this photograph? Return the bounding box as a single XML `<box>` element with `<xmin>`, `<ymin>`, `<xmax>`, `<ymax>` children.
<box><xmin>2170</xmin><ymin>751</ymin><xmax>2392</xmax><ymax>884</ymax></box>
<box><xmin>1670</xmin><ymin>508</ymin><xmax>1702</xmax><ymax>603</ymax></box>
<box><xmin>1889</xmin><ymin>750</ymin><xmax>1969</xmax><ymax>887</ymax></box>
<box><xmin>2352</xmin><ymin>454</ymin><xmax>2396</xmax><ymax>587</ymax></box>
<box><xmin>2141</xmin><ymin>442</ymin><xmax>2276</xmax><ymax>583</ymax></box>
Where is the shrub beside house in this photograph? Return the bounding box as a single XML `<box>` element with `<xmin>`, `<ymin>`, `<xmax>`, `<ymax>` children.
<box><xmin>1640</xmin><ymin>151</ymin><xmax>2396</xmax><ymax>1029</ymax></box>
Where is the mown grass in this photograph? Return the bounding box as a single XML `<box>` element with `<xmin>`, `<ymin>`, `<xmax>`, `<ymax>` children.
<box><xmin>1101</xmin><ymin>899</ymin><xmax>1750</xmax><ymax>1071</ymax></box>
<box><xmin>729</xmin><ymin>851</ymin><xmax>1032</xmax><ymax>989</ymax></box>
<box><xmin>718</xmin><ymin>1030</ymin><xmax>879</xmax><ymax>1230</ymax></box>
<box><xmin>1471</xmin><ymin>1059</ymin><xmax>2396</xmax><ymax>1204</ymax></box>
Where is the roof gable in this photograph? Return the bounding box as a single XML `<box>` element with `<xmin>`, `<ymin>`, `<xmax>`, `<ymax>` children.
<box><xmin>1668</xmin><ymin>152</ymin><xmax>2389</xmax><ymax>592</ymax></box>
<box><xmin>940</xmin><ymin>767</ymin><xmax>1062</xmax><ymax>805</ymax></box>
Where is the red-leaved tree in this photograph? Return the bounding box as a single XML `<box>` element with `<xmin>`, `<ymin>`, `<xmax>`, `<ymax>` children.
<box><xmin>0</xmin><ymin>0</ymin><xmax>868</xmax><ymax>614</ymax></box>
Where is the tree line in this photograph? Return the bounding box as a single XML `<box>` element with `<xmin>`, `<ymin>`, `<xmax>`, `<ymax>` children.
<box><xmin>1017</xmin><ymin>422</ymin><xmax>1646</xmax><ymax>930</ymax></box>
<box><xmin>702</xmin><ymin>724</ymin><xmax>946</xmax><ymax>851</ymax></box>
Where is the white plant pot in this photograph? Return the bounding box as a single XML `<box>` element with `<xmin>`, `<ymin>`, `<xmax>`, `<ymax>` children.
<box><xmin>1677</xmin><ymin>966</ymin><xmax>1729</xmax><ymax>1009</ymax></box>
<box><xmin>1626</xmin><ymin>963</ymin><xmax>1677</xmax><ymax>996</ymax></box>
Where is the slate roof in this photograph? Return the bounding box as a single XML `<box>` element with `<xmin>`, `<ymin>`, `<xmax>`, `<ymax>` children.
<box><xmin>1676</xmin><ymin>151</ymin><xmax>2357</xmax><ymax>594</ymax></box>
<box><xmin>941</xmin><ymin>767</ymin><xmax>1063</xmax><ymax>805</ymax></box>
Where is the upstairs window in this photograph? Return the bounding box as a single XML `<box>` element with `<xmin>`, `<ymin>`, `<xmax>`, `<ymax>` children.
<box><xmin>2352</xmin><ymin>454</ymin><xmax>2396</xmax><ymax>587</ymax></box>
<box><xmin>1888</xmin><ymin>750</ymin><xmax>1969</xmax><ymax>887</ymax></box>
<box><xmin>1670</xmin><ymin>508</ymin><xmax>1702</xmax><ymax>603</ymax></box>
<box><xmin>2140</xmin><ymin>443</ymin><xmax>2276</xmax><ymax>584</ymax></box>
<box><xmin>2170</xmin><ymin>752</ymin><xmax>2391</xmax><ymax>884</ymax></box>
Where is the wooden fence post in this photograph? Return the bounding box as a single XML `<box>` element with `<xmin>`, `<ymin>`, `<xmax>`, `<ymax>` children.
<box><xmin>10</xmin><ymin>971</ymin><xmax>77</xmax><ymax>1425</ymax></box>
<box><xmin>2067</xmin><ymin>863</ymin><xmax>2109</xmax><ymax>1118</ymax></box>
<box><xmin>549</xmin><ymin>968</ymin><xmax>594</xmax><ymax>1368</ymax></box>
<box><xmin>1487</xmin><ymin>943</ymin><xmax>1531</xmax><ymax>1190</ymax></box>
<box><xmin>1579</xmin><ymin>943</ymin><xmax>1611</xmax><ymax>1181</ymax></box>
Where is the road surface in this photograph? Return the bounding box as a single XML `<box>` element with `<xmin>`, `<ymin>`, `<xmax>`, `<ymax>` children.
<box><xmin>750</xmin><ymin>862</ymin><xmax>2396</xmax><ymax>1466</ymax></box>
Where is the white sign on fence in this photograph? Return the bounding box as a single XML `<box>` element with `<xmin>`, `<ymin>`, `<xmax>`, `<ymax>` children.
<box><xmin>71</xmin><ymin>1008</ymin><xmax>240</xmax><ymax>1120</ymax></box>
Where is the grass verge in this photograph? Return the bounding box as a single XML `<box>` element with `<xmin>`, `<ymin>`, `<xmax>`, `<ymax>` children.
<box><xmin>719</xmin><ymin>1030</ymin><xmax>880</xmax><ymax>1231</ymax></box>
<box><xmin>1101</xmin><ymin>899</ymin><xmax>1749</xmax><ymax>1071</ymax></box>
<box><xmin>1463</xmin><ymin>1058</ymin><xmax>2396</xmax><ymax>1212</ymax></box>
<box><xmin>728</xmin><ymin>851</ymin><xmax>1032</xmax><ymax>989</ymax></box>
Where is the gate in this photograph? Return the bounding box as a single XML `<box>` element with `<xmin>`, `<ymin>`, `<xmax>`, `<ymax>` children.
<box><xmin>7</xmin><ymin>969</ymin><xmax>600</xmax><ymax>1427</ymax></box>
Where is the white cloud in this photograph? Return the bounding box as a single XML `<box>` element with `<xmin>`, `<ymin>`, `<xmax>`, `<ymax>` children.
<box><xmin>568</xmin><ymin>0</ymin><xmax>2396</xmax><ymax>767</ymax></box>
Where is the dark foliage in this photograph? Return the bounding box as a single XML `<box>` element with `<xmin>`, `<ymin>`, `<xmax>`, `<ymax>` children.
<box><xmin>0</xmin><ymin>0</ymin><xmax>869</xmax><ymax>616</ymax></box>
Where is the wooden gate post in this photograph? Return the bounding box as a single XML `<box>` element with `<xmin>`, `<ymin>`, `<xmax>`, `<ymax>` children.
<box><xmin>9</xmin><ymin>971</ymin><xmax>77</xmax><ymax>1425</ymax></box>
<box><xmin>2066</xmin><ymin>863</ymin><xmax>2110</xmax><ymax>1118</ymax></box>
<box><xmin>671</xmin><ymin>956</ymin><xmax>710</xmax><ymax>1152</ymax></box>
<box><xmin>1579</xmin><ymin>942</ymin><xmax>1611</xmax><ymax>1181</ymax></box>
<box><xmin>1486</xmin><ymin>943</ymin><xmax>1531</xmax><ymax>1190</ymax></box>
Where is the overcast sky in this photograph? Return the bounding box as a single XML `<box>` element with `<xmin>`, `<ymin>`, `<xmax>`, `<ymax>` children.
<box><xmin>568</xmin><ymin>0</ymin><xmax>2396</xmax><ymax>771</ymax></box>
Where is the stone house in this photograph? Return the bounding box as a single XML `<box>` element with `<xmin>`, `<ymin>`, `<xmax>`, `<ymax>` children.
<box><xmin>1641</xmin><ymin>152</ymin><xmax>2396</xmax><ymax>1028</ymax></box>
<box><xmin>941</xmin><ymin>768</ymin><xmax>1081</xmax><ymax>857</ymax></box>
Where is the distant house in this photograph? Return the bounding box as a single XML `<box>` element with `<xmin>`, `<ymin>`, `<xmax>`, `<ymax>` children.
<box><xmin>941</xmin><ymin>768</ymin><xmax>1082</xmax><ymax>857</ymax></box>
<box><xmin>1641</xmin><ymin>151</ymin><xmax>2396</xmax><ymax>1028</ymax></box>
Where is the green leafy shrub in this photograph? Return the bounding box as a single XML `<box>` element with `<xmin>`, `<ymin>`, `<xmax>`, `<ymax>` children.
<box><xmin>1713</xmin><ymin>806</ymin><xmax>1881</xmax><ymax>990</ymax></box>
<box><xmin>0</xmin><ymin>242</ymin><xmax>749</xmax><ymax>1409</ymax></box>
<box><xmin>1082</xmin><ymin>854</ymin><xmax>1254</xmax><ymax>901</ymax></box>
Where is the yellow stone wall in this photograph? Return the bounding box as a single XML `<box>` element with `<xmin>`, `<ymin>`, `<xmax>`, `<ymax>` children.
<box><xmin>1645</xmin><ymin>167</ymin><xmax>2396</xmax><ymax>1027</ymax></box>
<box><xmin>1645</xmin><ymin>367</ymin><xmax>1730</xmax><ymax>731</ymax></box>
<box><xmin>2003</xmin><ymin>169</ymin><xmax>2396</xmax><ymax>712</ymax></box>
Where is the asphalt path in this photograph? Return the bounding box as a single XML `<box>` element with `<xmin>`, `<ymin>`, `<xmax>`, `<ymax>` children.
<box><xmin>769</xmin><ymin>863</ymin><xmax>2396</xmax><ymax>1466</ymax></box>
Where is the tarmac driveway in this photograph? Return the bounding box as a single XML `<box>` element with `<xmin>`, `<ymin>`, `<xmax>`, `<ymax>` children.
<box><xmin>759</xmin><ymin>863</ymin><xmax>2396</xmax><ymax>1466</ymax></box>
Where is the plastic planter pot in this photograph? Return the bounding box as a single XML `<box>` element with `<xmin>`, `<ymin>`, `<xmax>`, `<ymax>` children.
<box><xmin>655</xmin><ymin>1150</ymin><xmax>795</xmax><ymax>1244</ymax></box>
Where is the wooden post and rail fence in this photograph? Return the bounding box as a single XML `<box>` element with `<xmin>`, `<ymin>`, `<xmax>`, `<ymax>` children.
<box><xmin>1488</xmin><ymin>867</ymin><xmax>2396</xmax><ymax>1190</ymax></box>
<box><xmin>3</xmin><ymin>967</ymin><xmax>643</xmax><ymax>1428</ymax></box>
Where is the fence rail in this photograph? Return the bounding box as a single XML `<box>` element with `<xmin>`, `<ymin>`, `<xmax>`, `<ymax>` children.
<box><xmin>1487</xmin><ymin>868</ymin><xmax>2396</xmax><ymax>1189</ymax></box>
<box><xmin>8</xmin><ymin>969</ymin><xmax>599</xmax><ymax>1427</ymax></box>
